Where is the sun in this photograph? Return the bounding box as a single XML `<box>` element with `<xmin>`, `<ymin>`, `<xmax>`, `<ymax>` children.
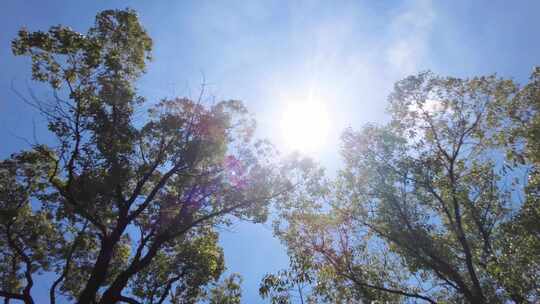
<box><xmin>279</xmin><ymin>100</ymin><xmax>330</xmax><ymax>153</ymax></box>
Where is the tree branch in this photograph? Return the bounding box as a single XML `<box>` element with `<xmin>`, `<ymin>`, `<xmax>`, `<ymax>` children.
<box><xmin>0</xmin><ymin>290</ymin><xmax>24</xmax><ymax>302</ymax></box>
<box><xmin>5</xmin><ymin>224</ymin><xmax>34</xmax><ymax>304</ymax></box>
<box><xmin>50</xmin><ymin>221</ymin><xmax>89</xmax><ymax>304</ymax></box>
<box><xmin>118</xmin><ymin>295</ymin><xmax>141</xmax><ymax>304</ymax></box>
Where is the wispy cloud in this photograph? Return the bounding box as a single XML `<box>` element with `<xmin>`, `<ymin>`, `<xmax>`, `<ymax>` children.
<box><xmin>385</xmin><ymin>0</ymin><xmax>435</xmax><ymax>76</ymax></box>
<box><xmin>170</xmin><ymin>0</ymin><xmax>437</xmax><ymax>161</ymax></box>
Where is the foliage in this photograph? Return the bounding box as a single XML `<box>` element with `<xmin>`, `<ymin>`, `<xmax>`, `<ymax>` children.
<box><xmin>260</xmin><ymin>257</ymin><xmax>312</xmax><ymax>304</ymax></box>
<box><xmin>204</xmin><ymin>273</ymin><xmax>242</xmax><ymax>304</ymax></box>
<box><xmin>266</xmin><ymin>70</ymin><xmax>540</xmax><ymax>303</ymax></box>
<box><xmin>1</xmin><ymin>9</ymin><xmax>296</xmax><ymax>304</ymax></box>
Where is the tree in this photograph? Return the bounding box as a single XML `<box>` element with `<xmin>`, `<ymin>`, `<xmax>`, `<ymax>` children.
<box><xmin>260</xmin><ymin>256</ymin><xmax>320</xmax><ymax>304</ymax></box>
<box><xmin>204</xmin><ymin>273</ymin><xmax>242</xmax><ymax>304</ymax></box>
<box><xmin>267</xmin><ymin>70</ymin><xmax>540</xmax><ymax>303</ymax></box>
<box><xmin>1</xmin><ymin>9</ymin><xmax>294</xmax><ymax>304</ymax></box>
<box><xmin>494</xmin><ymin>67</ymin><xmax>540</xmax><ymax>302</ymax></box>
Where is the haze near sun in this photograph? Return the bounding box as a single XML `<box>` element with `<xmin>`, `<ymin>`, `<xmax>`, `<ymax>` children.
<box><xmin>279</xmin><ymin>100</ymin><xmax>330</xmax><ymax>154</ymax></box>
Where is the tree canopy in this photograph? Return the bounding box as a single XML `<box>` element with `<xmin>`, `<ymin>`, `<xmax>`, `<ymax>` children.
<box><xmin>1</xmin><ymin>7</ymin><xmax>539</xmax><ymax>304</ymax></box>
<box><xmin>1</xmin><ymin>9</ymin><xmax>300</xmax><ymax>304</ymax></box>
<box><xmin>263</xmin><ymin>71</ymin><xmax>540</xmax><ymax>303</ymax></box>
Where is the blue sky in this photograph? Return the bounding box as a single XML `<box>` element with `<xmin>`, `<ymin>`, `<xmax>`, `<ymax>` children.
<box><xmin>1</xmin><ymin>1</ymin><xmax>540</xmax><ymax>302</ymax></box>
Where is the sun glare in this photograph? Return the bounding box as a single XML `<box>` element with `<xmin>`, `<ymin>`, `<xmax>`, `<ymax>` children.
<box><xmin>279</xmin><ymin>100</ymin><xmax>330</xmax><ymax>153</ymax></box>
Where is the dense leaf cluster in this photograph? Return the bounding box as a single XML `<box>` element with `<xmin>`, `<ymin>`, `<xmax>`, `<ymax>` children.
<box><xmin>265</xmin><ymin>71</ymin><xmax>540</xmax><ymax>303</ymax></box>
<box><xmin>2</xmin><ymin>9</ymin><xmax>297</xmax><ymax>304</ymax></box>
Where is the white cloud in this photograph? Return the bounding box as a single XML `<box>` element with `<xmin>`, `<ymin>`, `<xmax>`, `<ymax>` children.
<box><xmin>385</xmin><ymin>0</ymin><xmax>435</xmax><ymax>75</ymax></box>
